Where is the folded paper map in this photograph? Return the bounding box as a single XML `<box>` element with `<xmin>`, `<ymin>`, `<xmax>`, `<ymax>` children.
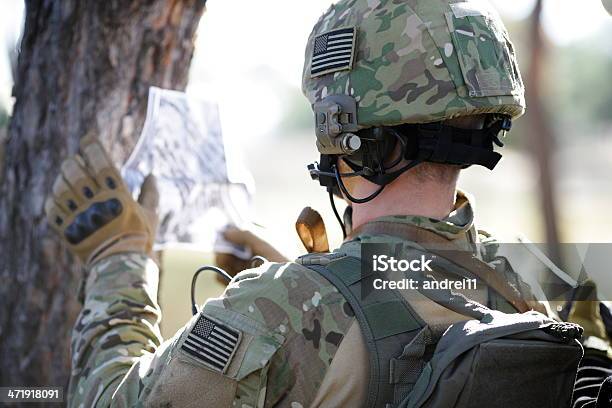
<box><xmin>122</xmin><ymin>87</ymin><xmax>254</xmax><ymax>253</ymax></box>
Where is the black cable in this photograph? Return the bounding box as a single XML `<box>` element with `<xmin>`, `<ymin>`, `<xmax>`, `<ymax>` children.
<box><xmin>190</xmin><ymin>266</ymin><xmax>232</xmax><ymax>315</ymax></box>
<box><xmin>329</xmin><ymin>190</ymin><xmax>346</xmax><ymax>239</ymax></box>
<box><xmin>334</xmin><ymin>164</ymin><xmax>386</xmax><ymax>204</ymax></box>
<box><xmin>340</xmin><ymin>127</ymin><xmax>424</xmax><ymax>189</ymax></box>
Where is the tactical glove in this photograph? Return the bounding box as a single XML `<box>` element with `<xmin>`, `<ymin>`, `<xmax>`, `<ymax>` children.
<box><xmin>45</xmin><ymin>137</ymin><xmax>158</xmax><ymax>267</ymax></box>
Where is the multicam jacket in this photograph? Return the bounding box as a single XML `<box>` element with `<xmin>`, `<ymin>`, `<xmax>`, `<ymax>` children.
<box><xmin>68</xmin><ymin>193</ymin><xmax>538</xmax><ymax>407</ymax></box>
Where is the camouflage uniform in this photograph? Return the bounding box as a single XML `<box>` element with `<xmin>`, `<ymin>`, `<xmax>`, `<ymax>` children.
<box><xmin>69</xmin><ymin>192</ymin><xmax>534</xmax><ymax>407</ymax></box>
<box><xmin>62</xmin><ymin>0</ymin><xmax>535</xmax><ymax>406</ymax></box>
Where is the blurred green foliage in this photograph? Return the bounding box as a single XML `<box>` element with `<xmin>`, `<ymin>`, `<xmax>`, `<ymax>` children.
<box><xmin>549</xmin><ymin>33</ymin><xmax>612</xmax><ymax>130</ymax></box>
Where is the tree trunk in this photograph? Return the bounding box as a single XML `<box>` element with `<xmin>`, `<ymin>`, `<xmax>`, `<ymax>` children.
<box><xmin>0</xmin><ymin>0</ymin><xmax>205</xmax><ymax>390</ymax></box>
<box><xmin>526</xmin><ymin>0</ymin><xmax>562</xmax><ymax>263</ymax></box>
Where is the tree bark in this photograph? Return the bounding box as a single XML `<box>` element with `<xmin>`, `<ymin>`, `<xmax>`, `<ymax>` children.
<box><xmin>0</xmin><ymin>0</ymin><xmax>205</xmax><ymax>390</ymax></box>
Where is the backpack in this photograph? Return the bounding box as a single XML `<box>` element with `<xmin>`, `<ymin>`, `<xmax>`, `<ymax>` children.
<box><xmin>303</xmin><ymin>252</ymin><xmax>583</xmax><ymax>408</ymax></box>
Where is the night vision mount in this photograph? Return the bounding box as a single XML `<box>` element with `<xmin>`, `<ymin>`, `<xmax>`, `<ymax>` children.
<box><xmin>308</xmin><ymin>94</ymin><xmax>368</xmax><ymax>198</ymax></box>
<box><xmin>313</xmin><ymin>94</ymin><xmax>361</xmax><ymax>155</ymax></box>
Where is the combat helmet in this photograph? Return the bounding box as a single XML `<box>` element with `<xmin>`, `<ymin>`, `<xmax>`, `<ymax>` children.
<box><xmin>303</xmin><ymin>0</ymin><xmax>525</xmax><ymax>216</ymax></box>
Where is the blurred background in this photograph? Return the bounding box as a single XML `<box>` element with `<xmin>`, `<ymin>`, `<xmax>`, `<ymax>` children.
<box><xmin>1</xmin><ymin>0</ymin><xmax>610</xmax><ymax>337</ymax></box>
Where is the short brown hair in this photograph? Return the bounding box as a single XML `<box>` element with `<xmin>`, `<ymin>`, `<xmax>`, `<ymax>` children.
<box><xmin>411</xmin><ymin>162</ymin><xmax>460</xmax><ymax>184</ymax></box>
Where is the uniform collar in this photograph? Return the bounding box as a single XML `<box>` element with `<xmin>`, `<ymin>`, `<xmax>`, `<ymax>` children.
<box><xmin>346</xmin><ymin>190</ymin><xmax>478</xmax><ymax>244</ymax></box>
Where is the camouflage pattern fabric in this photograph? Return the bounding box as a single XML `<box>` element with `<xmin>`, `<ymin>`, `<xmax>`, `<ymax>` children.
<box><xmin>67</xmin><ymin>191</ymin><xmax>539</xmax><ymax>407</ymax></box>
<box><xmin>302</xmin><ymin>0</ymin><xmax>525</xmax><ymax>129</ymax></box>
<box><xmin>61</xmin><ymin>2</ymin><xmax>536</xmax><ymax>405</ymax></box>
<box><xmin>68</xmin><ymin>253</ymin><xmax>162</xmax><ymax>406</ymax></box>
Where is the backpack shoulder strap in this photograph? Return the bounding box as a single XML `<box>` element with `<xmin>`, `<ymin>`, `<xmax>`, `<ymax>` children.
<box><xmin>348</xmin><ymin>221</ymin><xmax>546</xmax><ymax>314</ymax></box>
<box><xmin>299</xmin><ymin>253</ymin><xmax>425</xmax><ymax>408</ymax></box>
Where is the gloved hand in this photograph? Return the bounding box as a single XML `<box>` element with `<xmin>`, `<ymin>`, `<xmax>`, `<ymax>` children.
<box><xmin>215</xmin><ymin>227</ymin><xmax>288</xmax><ymax>278</ymax></box>
<box><xmin>567</xmin><ymin>280</ymin><xmax>609</xmax><ymax>345</ymax></box>
<box><xmin>45</xmin><ymin>136</ymin><xmax>158</xmax><ymax>267</ymax></box>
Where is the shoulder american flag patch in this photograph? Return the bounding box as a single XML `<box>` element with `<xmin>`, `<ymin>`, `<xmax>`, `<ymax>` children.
<box><xmin>311</xmin><ymin>27</ymin><xmax>357</xmax><ymax>78</ymax></box>
<box><xmin>180</xmin><ymin>314</ymin><xmax>241</xmax><ymax>373</ymax></box>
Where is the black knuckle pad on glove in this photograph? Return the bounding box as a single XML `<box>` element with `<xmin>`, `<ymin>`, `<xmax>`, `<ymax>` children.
<box><xmin>64</xmin><ymin>199</ymin><xmax>124</xmax><ymax>245</ymax></box>
<box><xmin>47</xmin><ymin>137</ymin><xmax>155</xmax><ymax>263</ymax></box>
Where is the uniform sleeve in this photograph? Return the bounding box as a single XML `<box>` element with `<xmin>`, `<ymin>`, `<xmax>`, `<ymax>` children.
<box><xmin>68</xmin><ymin>252</ymin><xmax>251</xmax><ymax>408</ymax></box>
<box><xmin>69</xmin><ymin>256</ymin><xmax>354</xmax><ymax>408</ymax></box>
<box><xmin>209</xmin><ymin>261</ymin><xmax>356</xmax><ymax>407</ymax></box>
<box><xmin>68</xmin><ymin>252</ymin><xmax>163</xmax><ymax>407</ymax></box>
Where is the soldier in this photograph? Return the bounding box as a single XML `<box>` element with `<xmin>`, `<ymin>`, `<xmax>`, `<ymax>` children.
<box><xmin>45</xmin><ymin>0</ymin><xmax>584</xmax><ymax>407</ymax></box>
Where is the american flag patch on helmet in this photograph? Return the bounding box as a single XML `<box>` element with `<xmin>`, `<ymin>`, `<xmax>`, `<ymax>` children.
<box><xmin>180</xmin><ymin>314</ymin><xmax>241</xmax><ymax>373</ymax></box>
<box><xmin>311</xmin><ymin>27</ymin><xmax>356</xmax><ymax>78</ymax></box>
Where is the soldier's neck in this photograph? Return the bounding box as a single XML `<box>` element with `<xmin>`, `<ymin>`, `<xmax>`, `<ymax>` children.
<box><xmin>349</xmin><ymin>177</ymin><xmax>457</xmax><ymax>230</ymax></box>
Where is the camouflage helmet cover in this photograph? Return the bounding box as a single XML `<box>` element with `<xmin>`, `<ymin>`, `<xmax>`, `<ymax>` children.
<box><xmin>302</xmin><ymin>0</ymin><xmax>526</xmax><ymax>132</ymax></box>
